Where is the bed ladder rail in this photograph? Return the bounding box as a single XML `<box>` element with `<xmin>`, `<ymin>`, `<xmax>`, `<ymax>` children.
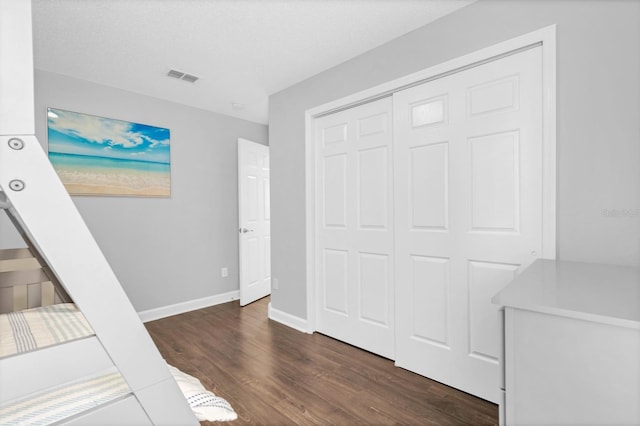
<box><xmin>0</xmin><ymin>1</ymin><xmax>197</xmax><ymax>424</ymax></box>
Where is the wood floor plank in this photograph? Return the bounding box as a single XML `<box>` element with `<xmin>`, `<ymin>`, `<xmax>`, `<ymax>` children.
<box><xmin>145</xmin><ymin>297</ymin><xmax>498</xmax><ymax>425</ymax></box>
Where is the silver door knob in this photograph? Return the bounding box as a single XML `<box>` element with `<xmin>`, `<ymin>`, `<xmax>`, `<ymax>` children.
<box><xmin>239</xmin><ymin>228</ymin><xmax>254</xmax><ymax>233</ymax></box>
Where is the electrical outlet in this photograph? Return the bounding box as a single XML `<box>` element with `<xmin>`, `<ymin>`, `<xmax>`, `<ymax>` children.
<box><xmin>272</xmin><ymin>278</ymin><xmax>278</xmax><ymax>290</ymax></box>
<box><xmin>221</xmin><ymin>267</ymin><xmax>228</xmax><ymax>278</ymax></box>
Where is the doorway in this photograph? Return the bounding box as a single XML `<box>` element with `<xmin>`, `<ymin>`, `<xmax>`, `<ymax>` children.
<box><xmin>238</xmin><ymin>138</ymin><xmax>271</xmax><ymax>306</ymax></box>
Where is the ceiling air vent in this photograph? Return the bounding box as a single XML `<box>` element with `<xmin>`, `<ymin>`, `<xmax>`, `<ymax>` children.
<box><xmin>167</xmin><ymin>69</ymin><xmax>185</xmax><ymax>79</ymax></box>
<box><xmin>166</xmin><ymin>69</ymin><xmax>199</xmax><ymax>83</ymax></box>
<box><xmin>181</xmin><ymin>74</ymin><xmax>199</xmax><ymax>83</ymax></box>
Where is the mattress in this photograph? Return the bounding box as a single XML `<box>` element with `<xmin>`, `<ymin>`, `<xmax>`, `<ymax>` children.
<box><xmin>0</xmin><ymin>370</ymin><xmax>130</xmax><ymax>425</ymax></box>
<box><xmin>0</xmin><ymin>303</ymin><xmax>93</xmax><ymax>357</ymax></box>
<box><xmin>0</xmin><ymin>302</ymin><xmax>236</xmax><ymax>423</ymax></box>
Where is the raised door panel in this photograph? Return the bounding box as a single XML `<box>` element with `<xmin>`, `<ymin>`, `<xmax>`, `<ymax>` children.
<box><xmin>410</xmin><ymin>255</ymin><xmax>450</xmax><ymax>348</ymax></box>
<box><xmin>244</xmin><ymin>235</ymin><xmax>259</xmax><ymax>288</ymax></box>
<box><xmin>358</xmin><ymin>252</ymin><xmax>390</xmax><ymax>326</ymax></box>
<box><xmin>358</xmin><ymin>146</ymin><xmax>388</xmax><ymax>229</ymax></box>
<box><xmin>468</xmin><ymin>76</ymin><xmax>519</xmax><ymax>118</ymax></box>
<box><xmin>246</xmin><ymin>175</ymin><xmax>258</xmax><ymax>225</ymax></box>
<box><xmin>323</xmin><ymin>154</ymin><xmax>348</xmax><ymax>228</ymax></box>
<box><xmin>468</xmin><ymin>131</ymin><xmax>520</xmax><ymax>233</ymax></box>
<box><xmin>409</xmin><ymin>142</ymin><xmax>449</xmax><ymax>230</ymax></box>
<box><xmin>358</xmin><ymin>112</ymin><xmax>388</xmax><ymax>139</ymax></box>
<box><xmin>323</xmin><ymin>249</ymin><xmax>349</xmax><ymax>315</ymax></box>
<box><xmin>323</xmin><ymin>123</ymin><xmax>348</xmax><ymax>148</ymax></box>
<box><xmin>468</xmin><ymin>261</ymin><xmax>519</xmax><ymax>362</ymax></box>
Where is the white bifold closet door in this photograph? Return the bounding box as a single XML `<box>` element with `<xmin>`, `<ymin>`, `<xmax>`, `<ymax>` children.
<box><xmin>393</xmin><ymin>46</ymin><xmax>543</xmax><ymax>403</ymax></box>
<box><xmin>313</xmin><ymin>46</ymin><xmax>543</xmax><ymax>403</ymax></box>
<box><xmin>314</xmin><ymin>97</ymin><xmax>395</xmax><ymax>359</ymax></box>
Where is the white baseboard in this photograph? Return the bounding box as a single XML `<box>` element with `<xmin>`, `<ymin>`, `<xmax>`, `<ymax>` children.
<box><xmin>138</xmin><ymin>290</ymin><xmax>239</xmax><ymax>323</ymax></box>
<box><xmin>268</xmin><ymin>302</ymin><xmax>311</xmax><ymax>333</ymax></box>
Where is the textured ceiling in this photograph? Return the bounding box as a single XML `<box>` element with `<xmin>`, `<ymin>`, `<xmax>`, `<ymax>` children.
<box><xmin>32</xmin><ymin>0</ymin><xmax>474</xmax><ymax>124</ymax></box>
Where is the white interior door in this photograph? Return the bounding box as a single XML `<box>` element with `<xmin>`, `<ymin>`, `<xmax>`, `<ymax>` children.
<box><xmin>314</xmin><ymin>97</ymin><xmax>395</xmax><ymax>359</ymax></box>
<box><xmin>393</xmin><ymin>47</ymin><xmax>543</xmax><ymax>402</ymax></box>
<box><xmin>238</xmin><ymin>138</ymin><xmax>271</xmax><ymax>306</ymax></box>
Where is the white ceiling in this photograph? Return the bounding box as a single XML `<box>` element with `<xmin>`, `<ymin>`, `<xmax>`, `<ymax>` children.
<box><xmin>32</xmin><ymin>0</ymin><xmax>474</xmax><ymax>124</ymax></box>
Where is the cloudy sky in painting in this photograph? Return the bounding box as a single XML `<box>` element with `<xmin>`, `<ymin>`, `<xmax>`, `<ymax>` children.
<box><xmin>47</xmin><ymin>108</ymin><xmax>170</xmax><ymax>164</ymax></box>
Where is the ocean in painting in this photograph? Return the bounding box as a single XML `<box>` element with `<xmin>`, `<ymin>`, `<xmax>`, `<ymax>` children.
<box><xmin>47</xmin><ymin>107</ymin><xmax>171</xmax><ymax>197</ymax></box>
<box><xmin>49</xmin><ymin>152</ymin><xmax>171</xmax><ymax>197</ymax></box>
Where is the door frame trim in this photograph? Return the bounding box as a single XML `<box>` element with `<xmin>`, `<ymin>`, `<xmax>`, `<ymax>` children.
<box><xmin>304</xmin><ymin>25</ymin><xmax>557</xmax><ymax>333</ymax></box>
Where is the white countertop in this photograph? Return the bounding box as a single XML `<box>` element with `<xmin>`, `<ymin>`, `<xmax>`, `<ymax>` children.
<box><xmin>492</xmin><ymin>259</ymin><xmax>640</xmax><ymax>329</ymax></box>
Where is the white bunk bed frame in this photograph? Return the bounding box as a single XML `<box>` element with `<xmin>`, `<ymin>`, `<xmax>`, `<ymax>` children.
<box><xmin>0</xmin><ymin>1</ymin><xmax>199</xmax><ymax>424</ymax></box>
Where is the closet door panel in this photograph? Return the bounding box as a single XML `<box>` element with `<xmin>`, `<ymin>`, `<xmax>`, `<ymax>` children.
<box><xmin>394</xmin><ymin>47</ymin><xmax>543</xmax><ymax>403</ymax></box>
<box><xmin>315</xmin><ymin>97</ymin><xmax>395</xmax><ymax>359</ymax></box>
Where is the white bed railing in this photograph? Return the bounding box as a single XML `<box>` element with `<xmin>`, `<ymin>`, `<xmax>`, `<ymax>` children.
<box><xmin>0</xmin><ymin>1</ymin><xmax>198</xmax><ymax>424</ymax></box>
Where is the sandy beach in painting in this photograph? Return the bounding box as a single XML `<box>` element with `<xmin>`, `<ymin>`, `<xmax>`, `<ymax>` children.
<box><xmin>50</xmin><ymin>152</ymin><xmax>170</xmax><ymax>197</ymax></box>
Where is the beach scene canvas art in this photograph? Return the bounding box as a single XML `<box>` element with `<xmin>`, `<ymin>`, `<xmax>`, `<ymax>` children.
<box><xmin>47</xmin><ymin>108</ymin><xmax>171</xmax><ymax>197</ymax></box>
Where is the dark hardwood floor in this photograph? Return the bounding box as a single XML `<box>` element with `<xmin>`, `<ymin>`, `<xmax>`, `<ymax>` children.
<box><xmin>145</xmin><ymin>297</ymin><xmax>497</xmax><ymax>425</ymax></box>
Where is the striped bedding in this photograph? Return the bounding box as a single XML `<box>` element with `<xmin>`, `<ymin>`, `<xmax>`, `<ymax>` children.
<box><xmin>0</xmin><ymin>303</ymin><xmax>93</xmax><ymax>357</ymax></box>
<box><xmin>0</xmin><ymin>303</ymin><xmax>235</xmax><ymax>423</ymax></box>
<box><xmin>0</xmin><ymin>370</ymin><xmax>130</xmax><ymax>425</ymax></box>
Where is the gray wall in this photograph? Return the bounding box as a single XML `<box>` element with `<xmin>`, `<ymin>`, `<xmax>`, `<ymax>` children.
<box><xmin>269</xmin><ymin>0</ymin><xmax>640</xmax><ymax>319</ymax></box>
<box><xmin>1</xmin><ymin>70</ymin><xmax>268</xmax><ymax>312</ymax></box>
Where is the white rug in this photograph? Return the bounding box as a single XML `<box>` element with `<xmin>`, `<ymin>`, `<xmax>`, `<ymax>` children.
<box><xmin>168</xmin><ymin>364</ymin><xmax>237</xmax><ymax>422</ymax></box>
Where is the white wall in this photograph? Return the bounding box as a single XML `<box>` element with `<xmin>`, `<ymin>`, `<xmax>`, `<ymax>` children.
<box><xmin>268</xmin><ymin>0</ymin><xmax>640</xmax><ymax>319</ymax></box>
<box><xmin>0</xmin><ymin>70</ymin><xmax>268</xmax><ymax>312</ymax></box>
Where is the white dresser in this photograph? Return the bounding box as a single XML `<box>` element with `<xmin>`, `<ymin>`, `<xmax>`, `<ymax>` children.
<box><xmin>492</xmin><ymin>259</ymin><xmax>640</xmax><ymax>425</ymax></box>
